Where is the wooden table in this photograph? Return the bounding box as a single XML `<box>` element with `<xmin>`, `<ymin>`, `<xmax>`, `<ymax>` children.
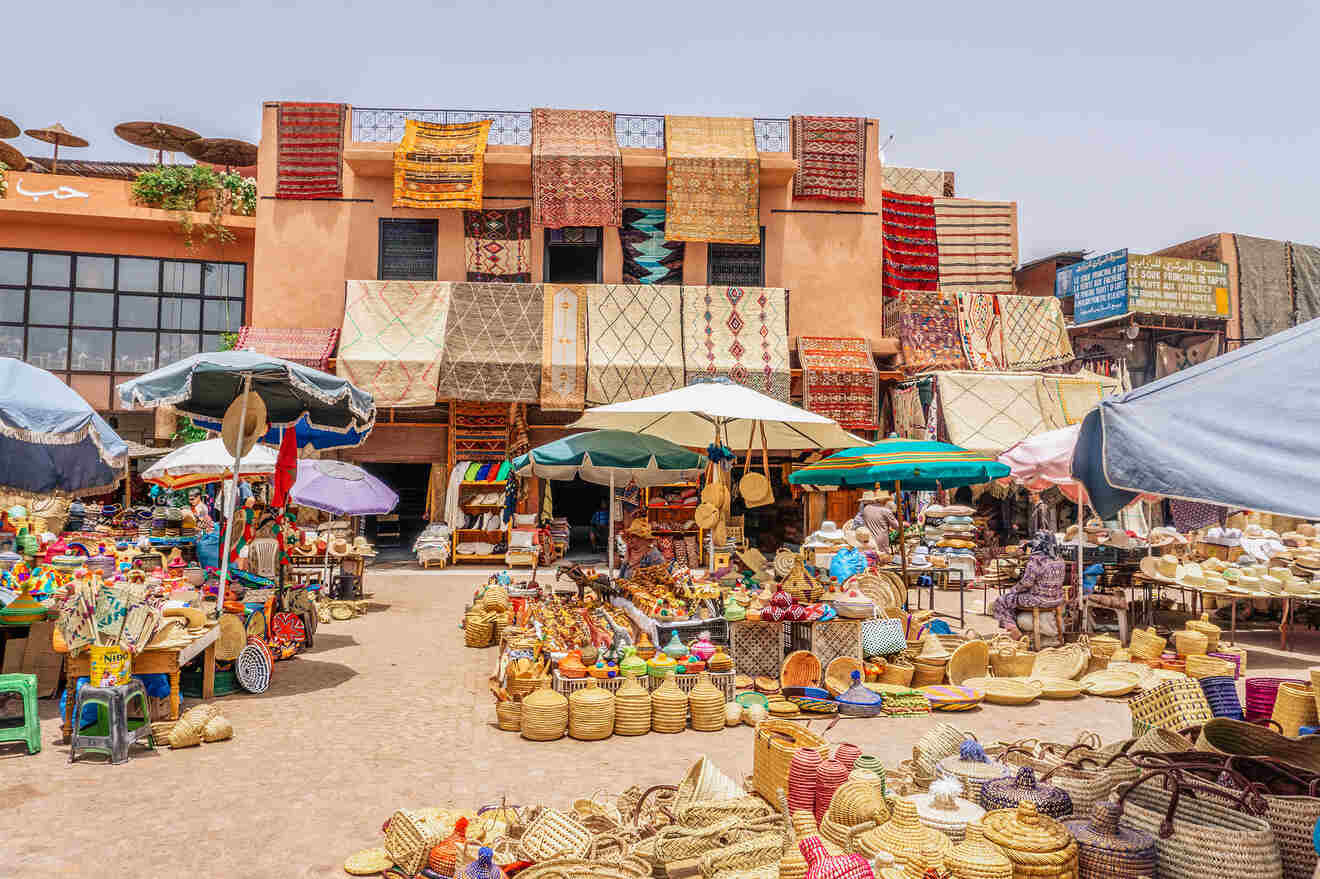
<box><xmin>62</xmin><ymin>624</ymin><xmax>219</xmax><ymax>742</ymax></box>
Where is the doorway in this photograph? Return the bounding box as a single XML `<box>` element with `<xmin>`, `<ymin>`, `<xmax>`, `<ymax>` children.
<box><xmin>550</xmin><ymin>476</ymin><xmax>609</xmax><ymax>561</ymax></box>
<box><xmin>358</xmin><ymin>462</ymin><xmax>430</xmax><ymax>555</ymax></box>
<box><xmin>544</xmin><ymin>227</ymin><xmax>602</xmax><ymax>283</ymax></box>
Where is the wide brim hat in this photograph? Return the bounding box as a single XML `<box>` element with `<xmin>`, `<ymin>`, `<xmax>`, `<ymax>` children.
<box><xmin>627</xmin><ymin>518</ymin><xmax>655</xmax><ymax>540</ymax></box>
<box><xmin>861</xmin><ymin>489</ymin><xmax>892</xmax><ymax>503</ymax></box>
<box><xmin>1139</xmin><ymin>554</ymin><xmax>1183</xmax><ymax>584</ymax></box>
<box><xmin>917</xmin><ymin>633</ymin><xmax>951</xmax><ymax>661</ymax></box>
<box><xmin>845</xmin><ymin>526</ymin><xmax>874</xmax><ymax>548</ymax></box>
<box><xmin>220</xmin><ymin>391</ymin><xmax>268</xmax><ymax>459</ymax></box>
<box><xmin>328</xmin><ymin>538</ymin><xmax>350</xmax><ymax>557</ymax></box>
<box><xmin>352</xmin><ymin>536</ymin><xmax>377</xmax><ymax>556</ymax></box>
<box><xmin>815</xmin><ymin>521</ymin><xmax>847</xmax><ymax>542</ymax></box>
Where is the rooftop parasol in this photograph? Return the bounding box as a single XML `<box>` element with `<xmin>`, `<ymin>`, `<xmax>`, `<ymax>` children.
<box><xmin>113</xmin><ymin>120</ymin><xmax>201</xmax><ymax>164</ymax></box>
<box><xmin>0</xmin><ymin>116</ymin><xmax>19</xmax><ymax>140</ymax></box>
<box><xmin>23</xmin><ymin>123</ymin><xmax>88</xmax><ymax>173</ymax></box>
<box><xmin>0</xmin><ymin>142</ymin><xmax>27</xmax><ymax>172</ymax></box>
<box><xmin>183</xmin><ymin>137</ymin><xmax>257</xmax><ymax>171</ymax></box>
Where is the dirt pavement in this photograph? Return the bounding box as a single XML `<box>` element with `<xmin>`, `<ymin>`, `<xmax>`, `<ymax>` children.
<box><xmin>5</xmin><ymin>568</ymin><xmax>1318</xmax><ymax>878</ymax></box>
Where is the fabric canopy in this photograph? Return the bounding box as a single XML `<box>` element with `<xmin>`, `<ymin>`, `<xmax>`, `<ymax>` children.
<box><xmin>512</xmin><ymin>430</ymin><xmax>705</xmax><ymax>488</ymax></box>
<box><xmin>141</xmin><ymin>438</ymin><xmax>277</xmax><ymax>490</ymax></box>
<box><xmin>569</xmin><ymin>379</ymin><xmax>866</xmax><ymax>450</ymax></box>
<box><xmin>1073</xmin><ymin>316</ymin><xmax>1320</xmax><ymax>519</ymax></box>
<box><xmin>0</xmin><ymin>358</ymin><xmax>127</xmax><ymax>496</ymax></box>
<box><xmin>290</xmin><ymin>459</ymin><xmax>399</xmax><ymax>516</ymax></box>
<box><xmin>997</xmin><ymin>424</ymin><xmax>1084</xmax><ymax>502</ymax></box>
<box><xmin>789</xmin><ymin>438</ymin><xmax>1009</xmax><ymax>490</ymax></box>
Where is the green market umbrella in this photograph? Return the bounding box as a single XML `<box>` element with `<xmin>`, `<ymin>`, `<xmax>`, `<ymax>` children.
<box><xmin>790</xmin><ymin>438</ymin><xmax>1009</xmax><ymax>579</ymax></box>
<box><xmin>513</xmin><ymin>430</ymin><xmax>706</xmax><ymax>573</ymax></box>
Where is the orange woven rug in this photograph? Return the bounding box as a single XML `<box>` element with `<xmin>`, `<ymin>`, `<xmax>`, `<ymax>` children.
<box><xmin>531</xmin><ymin>108</ymin><xmax>622</xmax><ymax>228</ymax></box>
<box><xmin>790</xmin><ymin>116</ymin><xmax>867</xmax><ymax>202</ymax></box>
<box><xmin>664</xmin><ymin>116</ymin><xmax>759</xmax><ymax>244</ymax></box>
<box><xmin>797</xmin><ymin>336</ymin><xmax>878</xmax><ymax>430</ymax></box>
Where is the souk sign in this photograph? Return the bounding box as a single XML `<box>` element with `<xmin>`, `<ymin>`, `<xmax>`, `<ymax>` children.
<box><xmin>1057</xmin><ymin>250</ymin><xmax>1230</xmax><ymax>324</ymax></box>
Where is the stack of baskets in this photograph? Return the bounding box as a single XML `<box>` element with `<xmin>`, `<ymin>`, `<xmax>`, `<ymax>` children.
<box><xmin>463</xmin><ymin>609</ymin><xmax>498</xmax><ymax>648</ymax></box>
<box><xmin>614</xmin><ymin>673</ymin><xmax>652</xmax><ymax>735</ymax></box>
<box><xmin>687</xmin><ymin>672</ymin><xmax>727</xmax><ymax>732</ymax></box>
<box><xmin>568</xmin><ymin>678</ymin><xmax>615</xmax><ymax>741</ymax></box>
<box><xmin>1185</xmin><ymin>611</ymin><xmax>1221</xmax><ymax>650</ymax></box>
<box><xmin>651</xmin><ymin>672</ymin><xmax>689</xmax><ymax>733</ymax></box>
<box><xmin>1172</xmin><ymin>628</ymin><xmax>1209</xmax><ymax>656</ymax></box>
<box><xmin>912</xmin><ymin>634</ymin><xmax>952</xmax><ymax>686</ymax></box>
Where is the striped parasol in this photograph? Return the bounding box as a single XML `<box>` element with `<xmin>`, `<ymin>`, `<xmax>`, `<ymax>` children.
<box><xmin>789</xmin><ymin>439</ymin><xmax>1009</xmax><ymax>490</ymax></box>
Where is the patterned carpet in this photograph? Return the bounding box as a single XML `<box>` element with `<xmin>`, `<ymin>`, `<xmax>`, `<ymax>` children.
<box><xmin>881</xmin><ymin>190</ymin><xmax>940</xmax><ymax>299</ymax></box>
<box><xmin>436</xmin><ymin>282</ymin><xmax>543</xmax><ymax>403</ymax></box>
<box><xmin>531</xmin><ymin>108</ymin><xmax>622</xmax><ymax>228</ymax></box>
<box><xmin>392</xmin><ymin>119</ymin><xmax>490</xmax><ymax>210</ymax></box>
<box><xmin>234</xmin><ymin>327</ymin><xmax>339</xmax><ymax>370</ymax></box>
<box><xmin>880</xmin><ymin>165</ymin><xmax>954</xmax><ymax>198</ymax></box>
<box><xmin>337</xmin><ymin>280</ymin><xmax>451</xmax><ymax>407</ymax></box>
<box><xmin>275</xmin><ymin>102</ymin><xmax>345</xmax><ymax>199</ymax></box>
<box><xmin>936</xmin><ymin>371</ymin><xmax>1047</xmax><ymax>453</ymax></box>
<box><xmin>540</xmin><ymin>284</ymin><xmax>588</xmax><ymax>411</ymax></box>
<box><xmin>999</xmin><ymin>295</ymin><xmax>1074</xmax><ymax>370</ymax></box>
<box><xmin>682</xmin><ymin>286</ymin><xmax>790</xmax><ymax>401</ymax></box>
<box><xmin>956</xmin><ymin>292</ymin><xmax>1004</xmax><ymax>370</ymax></box>
<box><xmin>934</xmin><ymin>198</ymin><xmax>1017</xmax><ymax>294</ymax></box>
<box><xmin>790</xmin><ymin>116</ymin><xmax>867</xmax><ymax>202</ymax></box>
<box><xmin>585</xmin><ymin>284</ymin><xmax>685</xmax><ymax>404</ymax></box>
<box><xmin>797</xmin><ymin>336</ymin><xmax>878</xmax><ymax>429</ymax></box>
<box><xmin>897</xmin><ymin>291</ymin><xmax>967</xmax><ymax>373</ymax></box>
<box><xmin>890</xmin><ymin>385</ymin><xmax>927</xmax><ymax>439</ymax></box>
<box><xmin>451</xmin><ymin>402</ymin><xmax>509</xmax><ymax>462</ymax></box>
<box><xmin>462</xmin><ymin>208</ymin><xmax>531</xmax><ymax>283</ymax></box>
<box><xmin>620</xmin><ymin>208</ymin><xmax>684</xmax><ymax>285</ymax></box>
<box><xmin>664</xmin><ymin>116</ymin><xmax>760</xmax><ymax>244</ymax></box>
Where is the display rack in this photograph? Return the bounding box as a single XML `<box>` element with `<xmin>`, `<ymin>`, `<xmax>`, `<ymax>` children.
<box><xmin>452</xmin><ymin>480</ymin><xmax>508</xmax><ymax>564</ymax></box>
<box><xmin>642</xmin><ymin>482</ymin><xmax>704</xmax><ymax>566</ymax></box>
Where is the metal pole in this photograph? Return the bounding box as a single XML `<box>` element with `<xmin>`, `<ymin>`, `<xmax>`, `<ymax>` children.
<box><xmin>214</xmin><ymin>374</ymin><xmax>251</xmax><ymax>618</ymax></box>
<box><xmin>608</xmin><ymin>470</ymin><xmax>616</xmax><ymax>577</ymax></box>
<box><xmin>1077</xmin><ymin>494</ymin><xmax>1085</xmax><ymax>633</ymax></box>
<box><xmin>895</xmin><ymin>480</ymin><xmax>908</xmax><ymax>606</ymax></box>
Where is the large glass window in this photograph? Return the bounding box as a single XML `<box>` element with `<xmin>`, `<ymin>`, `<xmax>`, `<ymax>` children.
<box><xmin>0</xmin><ymin>249</ymin><xmax>246</xmax><ymax>376</ymax></box>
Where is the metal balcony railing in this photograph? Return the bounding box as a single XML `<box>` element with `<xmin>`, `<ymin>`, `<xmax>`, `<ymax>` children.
<box><xmin>351</xmin><ymin>108</ymin><xmax>792</xmax><ymax>151</ymax></box>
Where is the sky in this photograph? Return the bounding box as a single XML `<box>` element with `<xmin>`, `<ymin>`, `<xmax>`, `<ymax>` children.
<box><xmin>6</xmin><ymin>0</ymin><xmax>1319</xmax><ymax>260</ymax></box>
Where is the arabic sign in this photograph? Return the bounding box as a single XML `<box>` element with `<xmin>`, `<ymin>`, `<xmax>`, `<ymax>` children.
<box><xmin>1128</xmin><ymin>254</ymin><xmax>1230</xmax><ymax>318</ymax></box>
<box><xmin>14</xmin><ymin>178</ymin><xmax>89</xmax><ymax>201</ymax></box>
<box><xmin>1057</xmin><ymin>249</ymin><xmax>1128</xmax><ymax>324</ymax></box>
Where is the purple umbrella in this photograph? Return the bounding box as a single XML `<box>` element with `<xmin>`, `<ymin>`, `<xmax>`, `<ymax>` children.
<box><xmin>289</xmin><ymin>459</ymin><xmax>399</xmax><ymax>516</ymax></box>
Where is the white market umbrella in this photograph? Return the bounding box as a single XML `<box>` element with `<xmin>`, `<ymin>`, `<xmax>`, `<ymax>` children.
<box><xmin>141</xmin><ymin>438</ymin><xmax>277</xmax><ymax>490</ymax></box>
<box><xmin>569</xmin><ymin>381</ymin><xmax>868</xmax><ymax>451</ymax></box>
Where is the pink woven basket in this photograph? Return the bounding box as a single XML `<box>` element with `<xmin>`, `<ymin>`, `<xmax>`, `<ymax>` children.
<box><xmin>1244</xmin><ymin>676</ymin><xmax>1305</xmax><ymax>722</ymax></box>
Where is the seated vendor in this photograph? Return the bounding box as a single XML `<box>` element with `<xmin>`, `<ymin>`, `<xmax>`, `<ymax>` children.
<box><xmin>992</xmin><ymin>530</ymin><xmax>1066</xmax><ymax>639</ymax></box>
<box><xmin>618</xmin><ymin>518</ymin><xmax>664</xmax><ymax>579</ymax></box>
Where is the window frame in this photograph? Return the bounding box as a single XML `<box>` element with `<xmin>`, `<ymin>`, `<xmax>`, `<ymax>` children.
<box><xmin>707</xmin><ymin>226</ymin><xmax>767</xmax><ymax>287</ymax></box>
<box><xmin>377</xmin><ymin>218</ymin><xmax>439</xmax><ymax>281</ymax></box>
<box><xmin>543</xmin><ymin>226</ymin><xmax>604</xmax><ymax>283</ymax></box>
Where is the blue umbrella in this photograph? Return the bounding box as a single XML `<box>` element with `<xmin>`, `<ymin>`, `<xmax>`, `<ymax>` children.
<box><xmin>187</xmin><ymin>413</ymin><xmax>369</xmax><ymax>452</ymax></box>
<box><xmin>0</xmin><ymin>358</ymin><xmax>127</xmax><ymax>495</ymax></box>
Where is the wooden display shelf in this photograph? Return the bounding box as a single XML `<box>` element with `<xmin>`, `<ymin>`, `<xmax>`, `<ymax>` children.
<box><xmin>643</xmin><ymin>483</ymin><xmax>703</xmax><ymax>566</ymax></box>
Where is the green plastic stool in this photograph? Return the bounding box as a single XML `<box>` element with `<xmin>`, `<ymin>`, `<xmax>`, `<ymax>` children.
<box><xmin>0</xmin><ymin>672</ymin><xmax>41</xmax><ymax>755</ymax></box>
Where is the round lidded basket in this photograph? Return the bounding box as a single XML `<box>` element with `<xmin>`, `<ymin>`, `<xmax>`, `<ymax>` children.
<box><xmin>979</xmin><ymin>765</ymin><xmax>1073</xmax><ymax>820</ymax></box>
<box><xmin>687</xmin><ymin>671</ymin><xmax>727</xmax><ymax>732</ymax></box>
<box><xmin>651</xmin><ymin>671</ymin><xmax>689</xmax><ymax>733</ymax></box>
<box><xmin>912</xmin><ymin>777</ymin><xmax>986</xmax><ymax>842</ymax></box>
<box><xmin>946</xmin><ymin>822</ymin><xmax>1013</xmax><ymax>879</ymax></box>
<box><xmin>1173</xmin><ymin>628</ymin><xmax>1209</xmax><ymax>656</ymax></box>
<box><xmin>938</xmin><ymin>740</ymin><xmax>1014</xmax><ymax>805</ymax></box>
<box><xmin>981</xmin><ymin>801</ymin><xmax>1078</xmax><ymax>879</ymax></box>
<box><xmin>854</xmin><ymin>797</ymin><xmax>952</xmax><ymax>870</ymax></box>
<box><xmin>1185</xmin><ymin>611</ymin><xmax>1222</xmax><ymax>651</ymax></box>
<box><xmin>613</xmin><ymin>673</ymin><xmax>652</xmax><ymax>735</ymax></box>
<box><xmin>1128</xmin><ymin>627</ymin><xmax>1166</xmax><ymax>660</ymax></box>
<box><xmin>1063</xmin><ymin>801</ymin><xmax>1157</xmax><ymax>879</ymax></box>
<box><xmin>568</xmin><ymin>677</ymin><xmax>615</xmax><ymax>741</ymax></box>
<box><xmin>495</xmin><ymin>700</ymin><xmax>521</xmax><ymax>732</ymax></box>
<box><xmin>520</xmin><ymin>679</ymin><xmax>568</xmax><ymax>741</ymax></box>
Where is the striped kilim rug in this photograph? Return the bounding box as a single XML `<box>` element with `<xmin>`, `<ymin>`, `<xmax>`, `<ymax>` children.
<box><xmin>531</xmin><ymin>108</ymin><xmax>622</xmax><ymax>228</ymax></box>
<box><xmin>275</xmin><ymin>102</ymin><xmax>345</xmax><ymax>199</ymax></box>
<box><xmin>882</xmin><ymin>190</ymin><xmax>940</xmax><ymax>299</ymax></box>
<box><xmin>436</xmin><ymin>282</ymin><xmax>543</xmax><ymax>403</ymax></box>
<box><xmin>393</xmin><ymin>119</ymin><xmax>490</xmax><ymax>209</ymax></box>
<box><xmin>585</xmin><ymin>284</ymin><xmax>685</xmax><ymax>404</ymax></box>
<box><xmin>451</xmin><ymin>402</ymin><xmax>509</xmax><ymax>462</ymax></box>
<box><xmin>234</xmin><ymin>326</ymin><xmax>339</xmax><ymax>370</ymax></box>
<box><xmin>540</xmin><ymin>284</ymin><xmax>587</xmax><ymax>411</ymax></box>
<box><xmin>337</xmin><ymin>280</ymin><xmax>451</xmax><ymax>407</ymax></box>
<box><xmin>798</xmin><ymin>336</ymin><xmax>877</xmax><ymax>430</ymax></box>
<box><xmin>934</xmin><ymin>198</ymin><xmax>1017</xmax><ymax>294</ymax></box>
<box><xmin>463</xmin><ymin>208</ymin><xmax>532</xmax><ymax>282</ymax></box>
<box><xmin>621</xmin><ymin>207</ymin><xmax>684</xmax><ymax>285</ymax></box>
<box><xmin>664</xmin><ymin>116</ymin><xmax>760</xmax><ymax>244</ymax></box>
<box><xmin>682</xmin><ymin>286</ymin><xmax>790</xmax><ymax>401</ymax></box>
<box><xmin>790</xmin><ymin>115</ymin><xmax>867</xmax><ymax>202</ymax></box>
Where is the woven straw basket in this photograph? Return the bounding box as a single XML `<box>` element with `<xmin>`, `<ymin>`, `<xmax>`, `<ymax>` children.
<box><xmin>495</xmin><ymin>700</ymin><xmax>521</xmax><ymax>732</ymax></box>
<box><xmin>1187</xmin><ymin>654</ymin><xmax>1235</xmax><ymax>679</ymax></box>
<box><xmin>1128</xmin><ymin>627</ymin><xmax>1166</xmax><ymax>660</ymax></box>
<box><xmin>521</xmin><ymin>680</ymin><xmax>569</xmax><ymax>741</ymax></box>
<box><xmin>752</xmin><ymin>719</ymin><xmax>830</xmax><ymax>803</ymax></box>
<box><xmin>384</xmin><ymin>810</ymin><xmax>442</xmax><ymax>875</ymax></box>
<box><xmin>1272</xmin><ymin>681</ymin><xmax>1319</xmax><ymax>738</ymax></box>
<box><xmin>569</xmin><ymin>678</ymin><xmax>615</xmax><ymax>741</ymax></box>
<box><xmin>912</xmin><ymin>658</ymin><xmax>948</xmax><ymax>687</ymax></box>
<box><xmin>990</xmin><ymin>637</ymin><xmax>1037</xmax><ymax>677</ymax></box>
<box><xmin>688</xmin><ymin>672</ymin><xmax>727</xmax><ymax>732</ymax></box>
<box><xmin>1186</xmin><ymin>612</ymin><xmax>1222</xmax><ymax>651</ymax></box>
<box><xmin>877</xmin><ymin>658</ymin><xmax>915</xmax><ymax>686</ymax></box>
<box><xmin>1129</xmin><ymin>678</ymin><xmax>1213</xmax><ymax>736</ymax></box>
<box><xmin>1032</xmin><ymin>643</ymin><xmax>1089</xmax><ymax>680</ymax></box>
<box><xmin>781</xmin><ymin>650</ymin><xmax>822</xmax><ymax>689</ymax></box>
<box><xmin>651</xmin><ymin>672</ymin><xmax>689</xmax><ymax>733</ymax></box>
<box><xmin>945</xmin><ymin>822</ymin><xmax>1013</xmax><ymax>879</ymax></box>
<box><xmin>612</xmin><ymin>673</ymin><xmax>651</xmax><ymax>735</ymax></box>
<box><xmin>1173</xmin><ymin>628</ymin><xmax>1209</xmax><ymax>656</ymax></box>
<box><xmin>980</xmin><ymin>800</ymin><xmax>1079</xmax><ymax>879</ymax></box>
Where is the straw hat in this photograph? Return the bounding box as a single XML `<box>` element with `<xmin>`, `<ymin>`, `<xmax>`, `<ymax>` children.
<box><xmin>694</xmin><ymin>503</ymin><xmax>720</xmax><ymax>530</ymax></box>
<box><xmin>216</xmin><ymin>614</ymin><xmax>246</xmax><ymax>661</ymax></box>
<box><xmin>351</xmin><ymin>535</ymin><xmax>377</xmax><ymax>557</ymax></box>
<box><xmin>220</xmin><ymin>392</ymin><xmax>268</xmax><ymax>459</ymax></box>
<box><xmin>917</xmin><ymin>633</ymin><xmax>952</xmax><ymax>662</ymax></box>
<box><xmin>1138</xmin><ymin>554</ymin><xmax>1183</xmax><ymax>584</ymax></box>
<box><xmin>328</xmin><ymin>537</ymin><xmax>350</xmax><ymax>557</ymax></box>
<box><xmin>627</xmin><ymin>519</ymin><xmax>654</xmax><ymax>540</ymax></box>
<box><xmin>814</xmin><ymin>521</ymin><xmax>847</xmax><ymax>542</ymax></box>
<box><xmin>845</xmin><ymin>526</ymin><xmax>875</xmax><ymax>549</ymax></box>
<box><xmin>861</xmin><ymin>489</ymin><xmax>892</xmax><ymax>503</ymax></box>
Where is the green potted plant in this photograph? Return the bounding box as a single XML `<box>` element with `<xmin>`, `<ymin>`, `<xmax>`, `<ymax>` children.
<box><xmin>130</xmin><ymin>164</ymin><xmax>218</xmax><ymax>210</ymax></box>
<box><xmin>0</xmin><ymin>161</ymin><xmax>7</xmax><ymax>199</ymax></box>
<box><xmin>219</xmin><ymin>171</ymin><xmax>257</xmax><ymax>216</ymax></box>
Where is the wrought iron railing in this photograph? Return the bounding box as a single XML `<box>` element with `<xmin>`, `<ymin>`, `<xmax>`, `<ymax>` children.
<box><xmin>351</xmin><ymin>108</ymin><xmax>793</xmax><ymax>151</ymax></box>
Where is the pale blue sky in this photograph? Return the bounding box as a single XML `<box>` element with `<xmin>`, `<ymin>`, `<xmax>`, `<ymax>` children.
<box><xmin>7</xmin><ymin>0</ymin><xmax>1318</xmax><ymax>259</ymax></box>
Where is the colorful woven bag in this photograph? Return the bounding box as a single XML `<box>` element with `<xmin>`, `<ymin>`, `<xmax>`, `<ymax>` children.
<box><xmin>1128</xmin><ymin>677</ymin><xmax>1213</xmax><ymax>736</ymax></box>
<box><xmin>861</xmin><ymin>617</ymin><xmax>906</xmax><ymax>658</ymax></box>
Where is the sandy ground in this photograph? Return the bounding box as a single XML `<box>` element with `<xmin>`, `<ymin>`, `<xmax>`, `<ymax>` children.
<box><xmin>5</xmin><ymin>567</ymin><xmax>1320</xmax><ymax>879</ymax></box>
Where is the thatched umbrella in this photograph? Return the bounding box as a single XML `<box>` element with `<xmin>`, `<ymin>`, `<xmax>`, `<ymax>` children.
<box><xmin>183</xmin><ymin>137</ymin><xmax>257</xmax><ymax>172</ymax></box>
<box><xmin>114</xmin><ymin>120</ymin><xmax>200</xmax><ymax>164</ymax></box>
<box><xmin>0</xmin><ymin>141</ymin><xmax>26</xmax><ymax>172</ymax></box>
<box><xmin>23</xmin><ymin>123</ymin><xmax>89</xmax><ymax>173</ymax></box>
<box><xmin>0</xmin><ymin>115</ymin><xmax>19</xmax><ymax>140</ymax></box>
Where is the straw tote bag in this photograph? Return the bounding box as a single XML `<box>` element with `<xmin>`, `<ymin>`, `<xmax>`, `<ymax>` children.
<box><xmin>1114</xmin><ymin>768</ymin><xmax>1283</xmax><ymax>879</ymax></box>
<box><xmin>738</xmin><ymin>423</ymin><xmax>773</xmax><ymax>509</ymax></box>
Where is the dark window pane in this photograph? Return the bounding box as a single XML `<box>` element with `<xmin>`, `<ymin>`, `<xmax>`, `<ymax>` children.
<box><xmin>76</xmin><ymin>256</ymin><xmax>115</xmax><ymax>289</ymax></box>
<box><xmin>74</xmin><ymin>292</ymin><xmax>115</xmax><ymax>326</ymax></box>
<box><xmin>202</xmin><ymin>263</ymin><xmax>245</xmax><ymax>297</ymax></box>
<box><xmin>203</xmin><ymin>299</ymin><xmax>241</xmax><ymax>332</ymax></box>
<box><xmin>708</xmin><ymin>229</ymin><xmax>766</xmax><ymax>287</ymax></box>
<box><xmin>0</xmin><ymin>325</ymin><xmax>23</xmax><ymax>358</ymax></box>
<box><xmin>159</xmin><ymin>333</ymin><xmax>200</xmax><ymax>365</ymax></box>
<box><xmin>160</xmin><ymin>298</ymin><xmax>200</xmax><ymax>330</ymax></box>
<box><xmin>114</xmin><ymin>332</ymin><xmax>156</xmax><ymax>372</ymax></box>
<box><xmin>202</xmin><ymin>333</ymin><xmax>228</xmax><ymax>353</ymax></box>
<box><xmin>118</xmin><ymin>258</ymin><xmax>159</xmax><ymax>292</ymax></box>
<box><xmin>31</xmin><ymin>253</ymin><xmax>71</xmax><ymax>287</ymax></box>
<box><xmin>26</xmin><ymin>327</ymin><xmax>68</xmax><ymax>370</ymax></box>
<box><xmin>0</xmin><ymin>250</ymin><xmax>27</xmax><ymax>285</ymax></box>
<box><xmin>0</xmin><ymin>289</ymin><xmax>24</xmax><ymax>323</ymax></box>
<box><xmin>71</xmin><ymin>330</ymin><xmax>112</xmax><ymax>372</ymax></box>
<box><xmin>162</xmin><ymin>261</ymin><xmax>201</xmax><ymax>294</ymax></box>
<box><xmin>118</xmin><ymin>296</ymin><xmax>159</xmax><ymax>329</ymax></box>
<box><xmin>28</xmin><ymin>290</ymin><xmax>70</xmax><ymax>325</ymax></box>
<box><xmin>379</xmin><ymin>219</ymin><xmax>437</xmax><ymax>280</ymax></box>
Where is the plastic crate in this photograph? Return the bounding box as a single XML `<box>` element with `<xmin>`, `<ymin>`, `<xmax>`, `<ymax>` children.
<box><xmin>180</xmin><ymin>667</ymin><xmax>239</xmax><ymax>699</ymax></box>
<box><xmin>654</xmin><ymin>617</ymin><xmax>729</xmax><ymax>648</ymax></box>
<box><xmin>551</xmin><ymin>669</ymin><xmax>735</xmax><ymax>701</ymax></box>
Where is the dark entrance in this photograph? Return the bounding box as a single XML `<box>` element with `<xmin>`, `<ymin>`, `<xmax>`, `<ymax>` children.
<box><xmin>358</xmin><ymin>462</ymin><xmax>430</xmax><ymax>553</ymax></box>
<box><xmin>549</xmin><ymin>476</ymin><xmax>609</xmax><ymax>560</ymax></box>
<box><xmin>544</xmin><ymin>227</ymin><xmax>602</xmax><ymax>283</ymax></box>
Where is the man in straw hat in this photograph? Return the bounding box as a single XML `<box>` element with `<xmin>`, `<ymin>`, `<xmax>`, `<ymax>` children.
<box><xmin>619</xmin><ymin>518</ymin><xmax>663</xmax><ymax>579</ymax></box>
<box><xmin>854</xmin><ymin>489</ymin><xmax>898</xmax><ymax>554</ymax></box>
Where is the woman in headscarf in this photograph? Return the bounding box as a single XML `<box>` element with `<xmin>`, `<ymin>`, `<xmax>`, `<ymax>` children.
<box><xmin>992</xmin><ymin>530</ymin><xmax>1067</xmax><ymax>639</ymax></box>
